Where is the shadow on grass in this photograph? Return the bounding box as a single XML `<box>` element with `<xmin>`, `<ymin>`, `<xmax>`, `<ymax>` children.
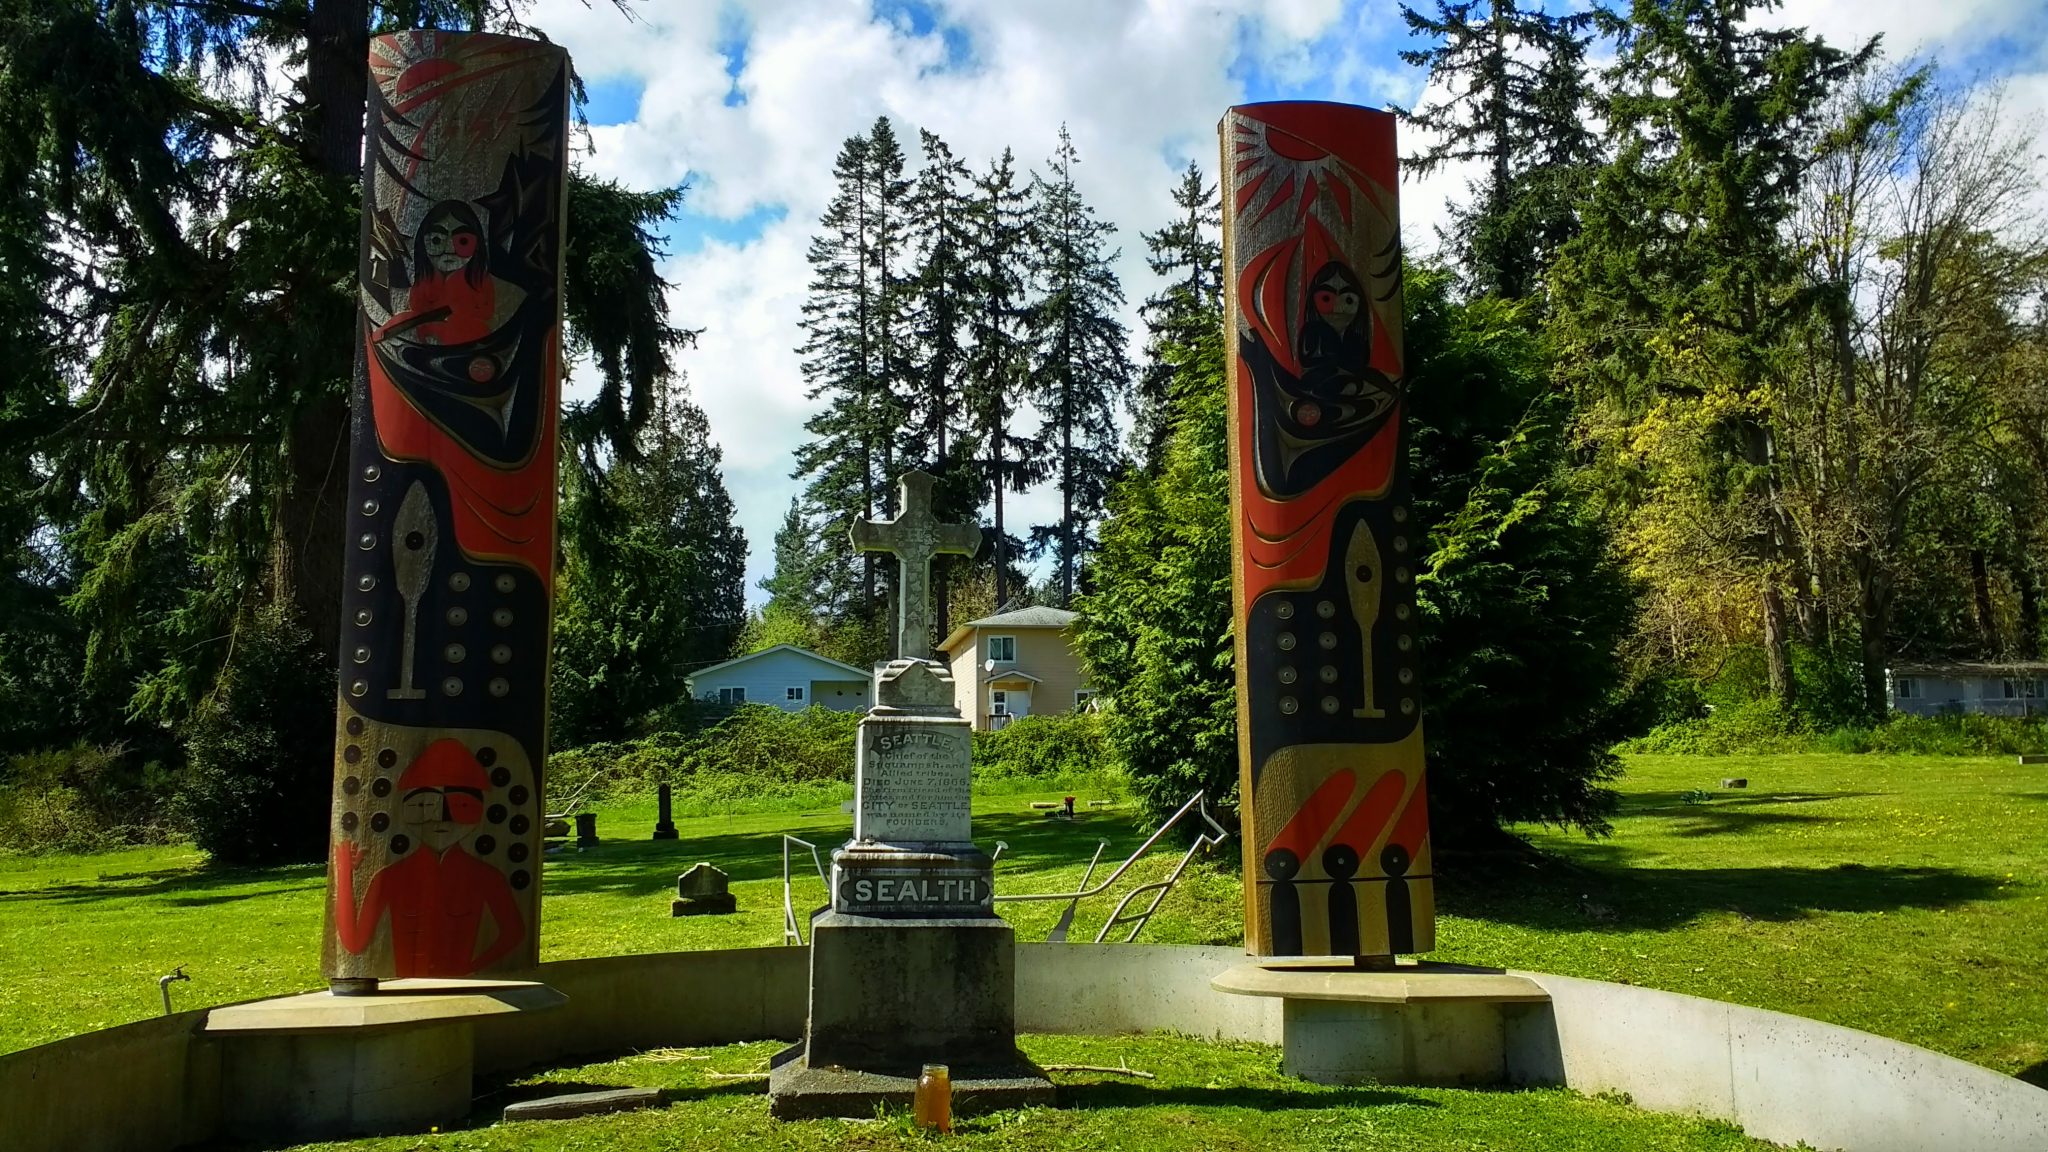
<box><xmin>0</xmin><ymin>862</ymin><xmax>324</xmax><ymax>906</ymax></box>
<box><xmin>1054</xmin><ymin>1080</ymin><xmax>1434</xmax><ymax>1111</ymax></box>
<box><xmin>2017</xmin><ymin>1061</ymin><xmax>2048</xmax><ymax>1090</ymax></box>
<box><xmin>1442</xmin><ymin>854</ymin><xmax>2005</xmax><ymax>933</ymax></box>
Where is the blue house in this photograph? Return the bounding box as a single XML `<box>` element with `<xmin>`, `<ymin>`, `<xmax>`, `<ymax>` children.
<box><xmin>684</xmin><ymin>645</ymin><xmax>873</xmax><ymax>713</ymax></box>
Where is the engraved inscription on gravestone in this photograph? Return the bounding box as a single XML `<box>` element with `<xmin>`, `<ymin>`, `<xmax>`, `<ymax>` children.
<box><xmin>857</xmin><ymin>723</ymin><xmax>972</xmax><ymax>845</ymax></box>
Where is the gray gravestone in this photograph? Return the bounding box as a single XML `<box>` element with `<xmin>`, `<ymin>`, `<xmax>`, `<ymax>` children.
<box><xmin>768</xmin><ymin>471</ymin><xmax>1050</xmax><ymax>1119</ymax></box>
<box><xmin>672</xmin><ymin>862</ymin><xmax>735</xmax><ymax>916</ymax></box>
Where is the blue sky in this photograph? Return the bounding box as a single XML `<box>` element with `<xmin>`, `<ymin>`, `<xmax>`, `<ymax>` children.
<box><xmin>526</xmin><ymin>0</ymin><xmax>2048</xmax><ymax>606</ymax></box>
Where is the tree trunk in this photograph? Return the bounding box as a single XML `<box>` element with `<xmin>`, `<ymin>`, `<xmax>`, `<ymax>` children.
<box><xmin>2015</xmin><ymin>555</ymin><xmax>2042</xmax><ymax>661</ymax></box>
<box><xmin>1853</xmin><ymin>558</ymin><xmax>1891</xmax><ymax>719</ymax></box>
<box><xmin>1970</xmin><ymin>549</ymin><xmax>1998</xmax><ymax>656</ymax></box>
<box><xmin>1762</xmin><ymin>579</ymin><xmax>1797</xmax><ymax>711</ymax></box>
<box><xmin>274</xmin><ymin>0</ymin><xmax>368</xmax><ymax>658</ymax></box>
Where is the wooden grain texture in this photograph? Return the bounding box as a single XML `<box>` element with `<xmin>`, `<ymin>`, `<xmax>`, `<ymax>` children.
<box><xmin>322</xmin><ymin>31</ymin><xmax>569</xmax><ymax>982</ymax></box>
<box><xmin>1219</xmin><ymin>102</ymin><xmax>1435</xmax><ymax>959</ymax></box>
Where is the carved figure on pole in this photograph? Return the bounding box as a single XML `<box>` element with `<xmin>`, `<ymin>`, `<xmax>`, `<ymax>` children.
<box><xmin>322</xmin><ymin>30</ymin><xmax>569</xmax><ymax>990</ymax></box>
<box><xmin>1220</xmin><ymin>102</ymin><xmax>1435</xmax><ymax>960</ymax></box>
<box><xmin>850</xmin><ymin>471</ymin><xmax>983</xmax><ymax>661</ymax></box>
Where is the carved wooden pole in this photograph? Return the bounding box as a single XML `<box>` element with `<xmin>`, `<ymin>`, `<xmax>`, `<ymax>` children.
<box><xmin>323</xmin><ymin>31</ymin><xmax>568</xmax><ymax>990</ymax></box>
<box><xmin>1220</xmin><ymin>103</ymin><xmax>1435</xmax><ymax>959</ymax></box>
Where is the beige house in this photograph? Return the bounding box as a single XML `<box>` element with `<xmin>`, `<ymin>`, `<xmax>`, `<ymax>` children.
<box><xmin>938</xmin><ymin>606</ymin><xmax>1094</xmax><ymax>730</ymax></box>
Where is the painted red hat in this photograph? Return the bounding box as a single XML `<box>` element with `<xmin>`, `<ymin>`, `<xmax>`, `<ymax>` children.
<box><xmin>397</xmin><ymin>739</ymin><xmax>491</xmax><ymax>792</ymax></box>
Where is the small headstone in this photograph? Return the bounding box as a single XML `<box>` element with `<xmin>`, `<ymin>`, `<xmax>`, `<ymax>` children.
<box><xmin>1721</xmin><ymin>778</ymin><xmax>1749</xmax><ymax>789</ymax></box>
<box><xmin>574</xmin><ymin>811</ymin><xmax>599</xmax><ymax>847</ymax></box>
<box><xmin>673</xmin><ymin>862</ymin><xmax>736</xmax><ymax>916</ymax></box>
<box><xmin>504</xmin><ymin>1087</ymin><xmax>662</xmax><ymax>1122</ymax></box>
<box><xmin>2019</xmin><ymin>754</ymin><xmax>2047</xmax><ymax>766</ymax></box>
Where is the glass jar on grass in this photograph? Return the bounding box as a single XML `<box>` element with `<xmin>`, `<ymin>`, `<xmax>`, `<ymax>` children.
<box><xmin>913</xmin><ymin>1063</ymin><xmax>952</xmax><ymax>1132</ymax></box>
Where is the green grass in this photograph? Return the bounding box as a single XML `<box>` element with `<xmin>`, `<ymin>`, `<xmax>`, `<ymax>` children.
<box><xmin>280</xmin><ymin>1033</ymin><xmax>1787</xmax><ymax>1152</ymax></box>
<box><xmin>4</xmin><ymin>752</ymin><xmax>2045</xmax><ymax>1094</ymax></box>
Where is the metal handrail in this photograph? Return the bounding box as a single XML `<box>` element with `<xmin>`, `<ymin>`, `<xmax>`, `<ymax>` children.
<box><xmin>781</xmin><ymin>835</ymin><xmax>828</xmax><ymax>946</ymax></box>
<box><xmin>1095</xmin><ymin>821</ymin><xmax>1227</xmax><ymax>943</ymax></box>
<box><xmin>993</xmin><ymin>790</ymin><xmax>1227</xmax><ymax>905</ymax></box>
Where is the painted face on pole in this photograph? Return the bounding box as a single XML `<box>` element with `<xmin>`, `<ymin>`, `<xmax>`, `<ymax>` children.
<box><xmin>1220</xmin><ymin>102</ymin><xmax>1435</xmax><ymax>960</ymax></box>
<box><xmin>323</xmin><ymin>31</ymin><xmax>568</xmax><ymax>985</ymax></box>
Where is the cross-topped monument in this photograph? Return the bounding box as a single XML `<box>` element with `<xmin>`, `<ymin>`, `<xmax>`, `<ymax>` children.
<box><xmin>772</xmin><ymin>469</ymin><xmax>1050</xmax><ymax>1120</ymax></box>
<box><xmin>850</xmin><ymin>471</ymin><xmax>981</xmax><ymax>661</ymax></box>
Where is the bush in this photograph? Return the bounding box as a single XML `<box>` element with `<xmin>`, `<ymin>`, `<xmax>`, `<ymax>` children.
<box><xmin>1621</xmin><ymin>698</ymin><xmax>1802</xmax><ymax>755</ymax></box>
<box><xmin>1624</xmin><ymin>706</ymin><xmax>2048</xmax><ymax>757</ymax></box>
<box><xmin>548</xmin><ymin>707</ymin><xmax>1121</xmax><ymax>816</ymax></box>
<box><xmin>971</xmin><ymin>712</ymin><xmax>1123</xmax><ymax>793</ymax></box>
<box><xmin>173</xmin><ymin>605</ymin><xmax>333</xmax><ymax>865</ymax></box>
<box><xmin>0</xmin><ymin>742</ymin><xmax>177</xmax><ymax>855</ymax></box>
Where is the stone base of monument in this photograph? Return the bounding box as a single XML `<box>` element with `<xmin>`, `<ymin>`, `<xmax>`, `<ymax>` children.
<box><xmin>767</xmin><ymin>912</ymin><xmax>1053</xmax><ymax>1119</ymax></box>
<box><xmin>203</xmin><ymin>978</ymin><xmax>565</xmax><ymax>1140</ymax></box>
<box><xmin>1212</xmin><ymin>961</ymin><xmax>1551</xmax><ymax>1087</ymax></box>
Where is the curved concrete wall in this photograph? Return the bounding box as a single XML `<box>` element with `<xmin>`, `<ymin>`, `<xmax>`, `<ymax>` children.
<box><xmin>1509</xmin><ymin>970</ymin><xmax>2048</xmax><ymax>1152</ymax></box>
<box><xmin>5</xmin><ymin>945</ymin><xmax>2043</xmax><ymax>1152</ymax></box>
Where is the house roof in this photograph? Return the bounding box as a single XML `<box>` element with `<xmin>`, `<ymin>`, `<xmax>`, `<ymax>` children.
<box><xmin>1892</xmin><ymin>661</ymin><xmax>2048</xmax><ymax>677</ymax></box>
<box><xmin>938</xmin><ymin>606</ymin><xmax>1077</xmax><ymax>653</ymax></box>
<box><xmin>684</xmin><ymin>644</ymin><xmax>871</xmax><ymax>687</ymax></box>
<box><xmin>987</xmin><ymin>669</ymin><xmax>1043</xmax><ymax>685</ymax></box>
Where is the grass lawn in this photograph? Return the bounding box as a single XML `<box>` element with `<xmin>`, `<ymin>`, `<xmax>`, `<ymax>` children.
<box><xmin>284</xmin><ymin>1034</ymin><xmax>1785</xmax><ymax>1152</ymax></box>
<box><xmin>4</xmin><ymin>752</ymin><xmax>2044</xmax><ymax>1092</ymax></box>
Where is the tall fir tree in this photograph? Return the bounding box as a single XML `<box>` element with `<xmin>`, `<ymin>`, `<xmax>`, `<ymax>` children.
<box><xmin>1026</xmin><ymin>125</ymin><xmax>1132</xmax><ymax>606</ymax></box>
<box><xmin>1133</xmin><ymin>160</ymin><xmax>1222</xmax><ymax>474</ymax></box>
<box><xmin>1551</xmin><ymin>0</ymin><xmax>1874</xmax><ymax>708</ymax></box>
<box><xmin>0</xmin><ymin>1</ymin><xmax>691</xmax><ymax>859</ymax></box>
<box><xmin>553</xmin><ymin>379</ymin><xmax>747</xmax><ymax>745</ymax></box>
<box><xmin>903</xmin><ymin>129</ymin><xmax>982</xmax><ymax>643</ymax></box>
<box><xmin>1398</xmin><ymin>0</ymin><xmax>1603</xmax><ymax>300</ymax></box>
<box><xmin>793</xmin><ymin>119</ymin><xmax>910</xmax><ymax>657</ymax></box>
<box><xmin>962</xmin><ymin>147</ymin><xmax>1042</xmax><ymax>609</ymax></box>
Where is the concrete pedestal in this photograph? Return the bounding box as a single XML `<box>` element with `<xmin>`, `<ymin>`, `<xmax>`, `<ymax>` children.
<box><xmin>768</xmin><ymin>913</ymin><xmax>1051</xmax><ymax>1118</ymax></box>
<box><xmin>1213</xmin><ymin>962</ymin><xmax>1550</xmax><ymax>1086</ymax></box>
<box><xmin>204</xmin><ymin>978</ymin><xmax>565</xmax><ymax>1140</ymax></box>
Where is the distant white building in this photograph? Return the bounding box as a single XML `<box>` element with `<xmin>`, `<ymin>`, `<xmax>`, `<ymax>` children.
<box><xmin>684</xmin><ymin>645</ymin><xmax>873</xmax><ymax>713</ymax></box>
<box><xmin>1888</xmin><ymin>662</ymin><xmax>2048</xmax><ymax>717</ymax></box>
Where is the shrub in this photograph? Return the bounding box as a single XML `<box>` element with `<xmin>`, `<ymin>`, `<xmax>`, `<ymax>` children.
<box><xmin>173</xmin><ymin>605</ymin><xmax>333</xmax><ymax>865</ymax></box>
<box><xmin>0</xmin><ymin>742</ymin><xmax>177</xmax><ymax>854</ymax></box>
<box><xmin>548</xmin><ymin>707</ymin><xmax>1121</xmax><ymax>814</ymax></box>
<box><xmin>971</xmin><ymin>712</ymin><xmax>1119</xmax><ymax>788</ymax></box>
<box><xmin>1624</xmin><ymin>706</ymin><xmax>2048</xmax><ymax>757</ymax></box>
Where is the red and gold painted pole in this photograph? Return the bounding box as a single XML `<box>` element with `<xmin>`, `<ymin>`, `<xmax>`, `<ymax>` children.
<box><xmin>1220</xmin><ymin>103</ymin><xmax>1434</xmax><ymax>959</ymax></box>
<box><xmin>324</xmin><ymin>31</ymin><xmax>568</xmax><ymax>990</ymax></box>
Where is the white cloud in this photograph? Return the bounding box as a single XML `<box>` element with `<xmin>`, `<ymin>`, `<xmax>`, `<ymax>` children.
<box><xmin>523</xmin><ymin>0</ymin><xmax>2048</xmax><ymax>605</ymax></box>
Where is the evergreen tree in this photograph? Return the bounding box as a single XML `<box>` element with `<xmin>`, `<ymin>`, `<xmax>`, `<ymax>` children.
<box><xmin>0</xmin><ymin>1</ymin><xmax>691</xmax><ymax>859</ymax></box>
<box><xmin>552</xmin><ymin>380</ymin><xmax>746</xmax><ymax>746</ymax></box>
<box><xmin>962</xmin><ymin>147</ymin><xmax>1042</xmax><ymax>608</ymax></box>
<box><xmin>1398</xmin><ymin>0</ymin><xmax>1603</xmax><ymax>300</ymax></box>
<box><xmin>1133</xmin><ymin>160</ymin><xmax>1222</xmax><ymax>473</ymax></box>
<box><xmin>793</xmin><ymin>118</ymin><xmax>911</xmax><ymax>661</ymax></box>
<box><xmin>1026</xmin><ymin>126</ymin><xmax>1132</xmax><ymax>606</ymax></box>
<box><xmin>1551</xmin><ymin>0</ymin><xmax>1875</xmax><ymax>708</ymax></box>
<box><xmin>1078</xmin><ymin>265</ymin><xmax>1637</xmax><ymax>839</ymax></box>
<box><xmin>902</xmin><ymin>130</ymin><xmax>984</xmax><ymax>642</ymax></box>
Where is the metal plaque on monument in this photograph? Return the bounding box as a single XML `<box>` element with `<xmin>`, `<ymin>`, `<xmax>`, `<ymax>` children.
<box><xmin>768</xmin><ymin>471</ymin><xmax>1052</xmax><ymax>1119</ymax></box>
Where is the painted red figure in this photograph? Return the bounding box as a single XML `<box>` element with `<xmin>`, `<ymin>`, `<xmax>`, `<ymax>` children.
<box><xmin>333</xmin><ymin>740</ymin><xmax>525</xmax><ymax>977</ymax></box>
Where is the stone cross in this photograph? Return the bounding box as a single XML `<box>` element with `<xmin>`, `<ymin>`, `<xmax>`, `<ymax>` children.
<box><xmin>850</xmin><ymin>471</ymin><xmax>982</xmax><ymax>660</ymax></box>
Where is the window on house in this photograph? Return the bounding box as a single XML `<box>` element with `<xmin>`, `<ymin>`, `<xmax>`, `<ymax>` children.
<box><xmin>987</xmin><ymin>635</ymin><xmax>1016</xmax><ymax>663</ymax></box>
<box><xmin>990</xmin><ymin>689</ymin><xmax>1009</xmax><ymax>716</ymax></box>
<box><xmin>1074</xmin><ymin>689</ymin><xmax>1096</xmax><ymax>710</ymax></box>
<box><xmin>2005</xmin><ymin>679</ymin><xmax>2021</xmax><ymax>699</ymax></box>
<box><xmin>1895</xmin><ymin>678</ymin><xmax>1919</xmax><ymax>699</ymax></box>
<box><xmin>718</xmin><ymin>686</ymin><xmax>746</xmax><ymax>705</ymax></box>
<box><xmin>787</xmin><ymin>686</ymin><xmax>805</xmax><ymax>702</ymax></box>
